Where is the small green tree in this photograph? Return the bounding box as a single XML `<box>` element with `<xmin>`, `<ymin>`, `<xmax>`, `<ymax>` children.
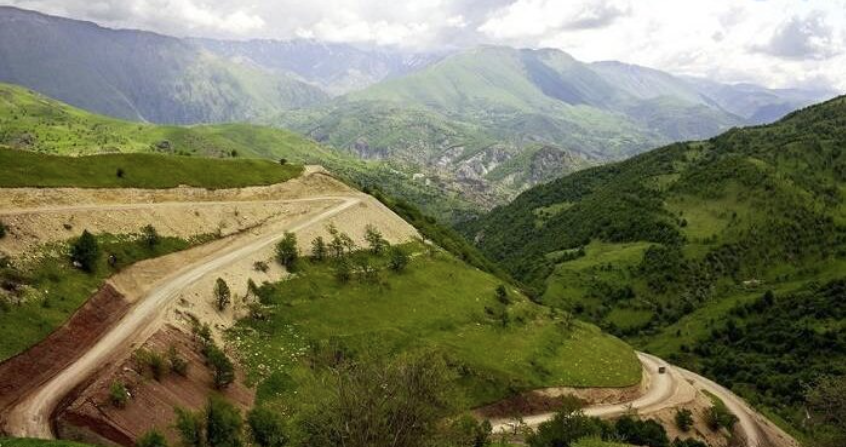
<box><xmin>706</xmin><ymin>403</ymin><xmax>738</xmax><ymax>431</ymax></box>
<box><xmin>675</xmin><ymin>408</ymin><xmax>694</xmax><ymax>431</ymax></box>
<box><xmin>214</xmin><ymin>278</ymin><xmax>231</xmax><ymax>311</ymax></box>
<box><xmin>364</xmin><ymin>225</ymin><xmax>388</xmax><ymax>255</ymax></box>
<box><xmin>248</xmin><ymin>406</ymin><xmax>288</xmax><ymax>447</ymax></box>
<box><xmin>174</xmin><ymin>407</ymin><xmax>205</xmax><ymax>447</ymax></box>
<box><xmin>206</xmin><ymin>395</ymin><xmax>244</xmax><ymax>447</ymax></box>
<box><xmin>388</xmin><ymin>246</ymin><xmax>410</xmax><ymax>272</ymax></box>
<box><xmin>204</xmin><ymin>342</ymin><xmax>235</xmax><ymax>389</ymax></box>
<box><xmin>142</xmin><ymin>224</ymin><xmax>160</xmax><ymax>249</ymax></box>
<box><xmin>311</xmin><ymin>236</ymin><xmax>327</xmax><ymax>262</ymax></box>
<box><xmin>334</xmin><ymin>258</ymin><xmax>352</xmax><ymax>283</ymax></box>
<box><xmin>109</xmin><ymin>380</ymin><xmax>129</xmax><ymax>408</ymax></box>
<box><xmin>71</xmin><ymin>230</ymin><xmax>99</xmax><ymax>272</ymax></box>
<box><xmin>275</xmin><ymin>232</ymin><xmax>299</xmax><ymax>269</ymax></box>
<box><xmin>169</xmin><ymin>345</ymin><xmax>189</xmax><ymax>377</ymax></box>
<box><xmin>137</xmin><ymin>430</ymin><xmax>169</xmax><ymax>447</ymax></box>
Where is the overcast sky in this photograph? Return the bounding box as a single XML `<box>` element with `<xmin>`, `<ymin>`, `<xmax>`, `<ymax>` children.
<box><xmin>2</xmin><ymin>0</ymin><xmax>844</xmax><ymax>90</ymax></box>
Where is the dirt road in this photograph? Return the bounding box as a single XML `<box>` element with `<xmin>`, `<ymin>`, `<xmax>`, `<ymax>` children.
<box><xmin>3</xmin><ymin>196</ymin><xmax>360</xmax><ymax>438</ymax></box>
<box><xmin>491</xmin><ymin>352</ymin><xmax>798</xmax><ymax>447</ymax></box>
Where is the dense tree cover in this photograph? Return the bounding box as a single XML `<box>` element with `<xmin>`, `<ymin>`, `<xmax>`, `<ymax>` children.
<box><xmin>464</xmin><ymin>96</ymin><xmax>846</xmax><ymax>436</ymax></box>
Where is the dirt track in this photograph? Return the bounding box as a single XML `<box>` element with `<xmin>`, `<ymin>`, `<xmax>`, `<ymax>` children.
<box><xmin>491</xmin><ymin>353</ymin><xmax>798</xmax><ymax>447</ymax></box>
<box><xmin>0</xmin><ymin>170</ymin><xmax>419</xmax><ymax>439</ymax></box>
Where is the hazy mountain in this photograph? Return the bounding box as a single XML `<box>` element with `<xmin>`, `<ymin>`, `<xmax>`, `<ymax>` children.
<box><xmin>0</xmin><ymin>6</ymin><xmax>328</xmax><ymax>124</ymax></box>
<box><xmin>193</xmin><ymin>38</ymin><xmax>443</xmax><ymax>95</ymax></box>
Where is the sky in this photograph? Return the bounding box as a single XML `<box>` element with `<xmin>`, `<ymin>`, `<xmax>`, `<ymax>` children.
<box><xmin>2</xmin><ymin>0</ymin><xmax>844</xmax><ymax>91</ymax></box>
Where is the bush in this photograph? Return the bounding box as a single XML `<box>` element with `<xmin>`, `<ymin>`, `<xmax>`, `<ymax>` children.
<box><xmin>248</xmin><ymin>406</ymin><xmax>288</xmax><ymax>447</ymax></box>
<box><xmin>495</xmin><ymin>285</ymin><xmax>510</xmax><ymax>305</ymax></box>
<box><xmin>204</xmin><ymin>342</ymin><xmax>235</xmax><ymax>389</ymax></box>
<box><xmin>706</xmin><ymin>402</ymin><xmax>738</xmax><ymax>431</ymax></box>
<box><xmin>275</xmin><ymin>232</ymin><xmax>299</xmax><ymax>270</ymax></box>
<box><xmin>206</xmin><ymin>395</ymin><xmax>244</xmax><ymax>447</ymax></box>
<box><xmin>253</xmin><ymin>261</ymin><xmax>269</xmax><ymax>272</ymax></box>
<box><xmin>388</xmin><ymin>246</ymin><xmax>410</xmax><ymax>272</ymax></box>
<box><xmin>175</xmin><ymin>407</ymin><xmax>205</xmax><ymax>447</ymax></box>
<box><xmin>0</xmin><ymin>221</ymin><xmax>7</xmax><ymax>239</ymax></box>
<box><xmin>311</xmin><ymin>236</ymin><xmax>327</xmax><ymax>262</ymax></box>
<box><xmin>614</xmin><ymin>416</ymin><xmax>669</xmax><ymax>447</ymax></box>
<box><xmin>142</xmin><ymin>224</ymin><xmax>160</xmax><ymax>248</ymax></box>
<box><xmin>527</xmin><ymin>399</ymin><xmax>608</xmax><ymax>447</ymax></box>
<box><xmin>137</xmin><ymin>430</ymin><xmax>169</xmax><ymax>447</ymax></box>
<box><xmin>136</xmin><ymin>349</ymin><xmax>168</xmax><ymax>381</ymax></box>
<box><xmin>675</xmin><ymin>408</ymin><xmax>694</xmax><ymax>431</ymax></box>
<box><xmin>109</xmin><ymin>381</ymin><xmax>129</xmax><ymax>408</ymax></box>
<box><xmin>215</xmin><ymin>278</ymin><xmax>232</xmax><ymax>311</ymax></box>
<box><xmin>71</xmin><ymin>230</ymin><xmax>99</xmax><ymax>272</ymax></box>
<box><xmin>364</xmin><ymin>225</ymin><xmax>389</xmax><ymax>255</ymax></box>
<box><xmin>168</xmin><ymin>345</ymin><xmax>189</xmax><ymax>377</ymax></box>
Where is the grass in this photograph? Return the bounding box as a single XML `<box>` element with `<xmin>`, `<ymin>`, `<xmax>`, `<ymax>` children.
<box><xmin>0</xmin><ymin>148</ymin><xmax>303</xmax><ymax>189</ymax></box>
<box><xmin>229</xmin><ymin>243</ymin><xmax>641</xmax><ymax>408</ymax></box>
<box><xmin>0</xmin><ymin>232</ymin><xmax>212</xmax><ymax>361</ymax></box>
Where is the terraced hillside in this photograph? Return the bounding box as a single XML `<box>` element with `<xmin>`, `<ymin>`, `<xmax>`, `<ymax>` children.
<box><xmin>462</xmin><ymin>96</ymin><xmax>846</xmax><ymax>439</ymax></box>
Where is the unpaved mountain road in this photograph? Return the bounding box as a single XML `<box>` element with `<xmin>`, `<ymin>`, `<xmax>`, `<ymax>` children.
<box><xmin>2</xmin><ymin>195</ymin><xmax>362</xmax><ymax>438</ymax></box>
<box><xmin>491</xmin><ymin>353</ymin><xmax>798</xmax><ymax>447</ymax></box>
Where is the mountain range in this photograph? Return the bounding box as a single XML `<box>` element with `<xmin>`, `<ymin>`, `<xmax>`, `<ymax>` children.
<box><xmin>0</xmin><ymin>5</ymin><xmax>836</xmax><ymax>214</ymax></box>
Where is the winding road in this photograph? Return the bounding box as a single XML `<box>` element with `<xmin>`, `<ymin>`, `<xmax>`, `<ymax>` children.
<box><xmin>2</xmin><ymin>195</ymin><xmax>360</xmax><ymax>438</ymax></box>
<box><xmin>0</xmin><ymin>192</ymin><xmax>798</xmax><ymax>447</ymax></box>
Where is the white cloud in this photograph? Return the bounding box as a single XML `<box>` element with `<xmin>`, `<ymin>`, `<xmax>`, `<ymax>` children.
<box><xmin>2</xmin><ymin>0</ymin><xmax>844</xmax><ymax>90</ymax></box>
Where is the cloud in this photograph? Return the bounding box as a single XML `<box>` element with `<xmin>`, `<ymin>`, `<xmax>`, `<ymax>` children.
<box><xmin>756</xmin><ymin>12</ymin><xmax>839</xmax><ymax>60</ymax></box>
<box><xmin>1</xmin><ymin>0</ymin><xmax>844</xmax><ymax>90</ymax></box>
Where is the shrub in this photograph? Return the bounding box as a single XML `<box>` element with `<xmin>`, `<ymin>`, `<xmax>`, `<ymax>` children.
<box><xmin>248</xmin><ymin>406</ymin><xmax>288</xmax><ymax>447</ymax></box>
<box><xmin>614</xmin><ymin>416</ymin><xmax>669</xmax><ymax>447</ymax></box>
<box><xmin>204</xmin><ymin>342</ymin><xmax>235</xmax><ymax>389</ymax></box>
<box><xmin>275</xmin><ymin>232</ymin><xmax>299</xmax><ymax>270</ymax></box>
<box><xmin>253</xmin><ymin>261</ymin><xmax>269</xmax><ymax>272</ymax></box>
<box><xmin>706</xmin><ymin>402</ymin><xmax>738</xmax><ymax>431</ymax></box>
<box><xmin>168</xmin><ymin>345</ymin><xmax>189</xmax><ymax>377</ymax></box>
<box><xmin>116</xmin><ymin>167</ymin><xmax>125</xmax><ymax>178</ymax></box>
<box><xmin>70</xmin><ymin>230</ymin><xmax>99</xmax><ymax>272</ymax></box>
<box><xmin>495</xmin><ymin>285</ymin><xmax>510</xmax><ymax>305</ymax></box>
<box><xmin>333</xmin><ymin>258</ymin><xmax>352</xmax><ymax>283</ymax></box>
<box><xmin>137</xmin><ymin>430</ymin><xmax>169</xmax><ymax>447</ymax></box>
<box><xmin>141</xmin><ymin>224</ymin><xmax>160</xmax><ymax>248</ymax></box>
<box><xmin>0</xmin><ymin>221</ymin><xmax>7</xmax><ymax>239</ymax></box>
<box><xmin>527</xmin><ymin>399</ymin><xmax>608</xmax><ymax>447</ymax></box>
<box><xmin>136</xmin><ymin>349</ymin><xmax>168</xmax><ymax>381</ymax></box>
<box><xmin>311</xmin><ymin>236</ymin><xmax>327</xmax><ymax>262</ymax></box>
<box><xmin>206</xmin><ymin>395</ymin><xmax>244</xmax><ymax>447</ymax></box>
<box><xmin>175</xmin><ymin>407</ymin><xmax>205</xmax><ymax>447</ymax></box>
<box><xmin>675</xmin><ymin>408</ymin><xmax>694</xmax><ymax>432</ymax></box>
<box><xmin>388</xmin><ymin>246</ymin><xmax>410</xmax><ymax>272</ymax></box>
<box><xmin>215</xmin><ymin>278</ymin><xmax>232</xmax><ymax>311</ymax></box>
<box><xmin>109</xmin><ymin>381</ymin><xmax>129</xmax><ymax>408</ymax></box>
<box><xmin>364</xmin><ymin>225</ymin><xmax>389</xmax><ymax>255</ymax></box>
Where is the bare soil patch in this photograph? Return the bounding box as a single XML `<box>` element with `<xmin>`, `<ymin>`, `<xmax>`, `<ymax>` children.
<box><xmin>55</xmin><ymin>325</ymin><xmax>254</xmax><ymax>447</ymax></box>
<box><xmin>0</xmin><ymin>285</ymin><xmax>129</xmax><ymax>427</ymax></box>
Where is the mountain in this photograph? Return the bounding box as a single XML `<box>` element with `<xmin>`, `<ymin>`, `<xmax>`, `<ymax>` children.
<box><xmin>193</xmin><ymin>38</ymin><xmax>443</xmax><ymax>95</ymax></box>
<box><xmin>0</xmin><ymin>6</ymin><xmax>328</xmax><ymax>124</ymax></box>
<box><xmin>460</xmin><ymin>95</ymin><xmax>846</xmax><ymax>436</ymax></box>
<box><xmin>277</xmin><ymin>46</ymin><xmax>834</xmax><ymax>208</ymax></box>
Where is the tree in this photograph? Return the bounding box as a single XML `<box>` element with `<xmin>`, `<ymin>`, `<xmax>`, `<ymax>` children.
<box><xmin>175</xmin><ymin>407</ymin><xmax>205</xmax><ymax>447</ymax></box>
<box><xmin>206</xmin><ymin>395</ymin><xmax>244</xmax><ymax>447</ymax></box>
<box><xmin>248</xmin><ymin>406</ymin><xmax>288</xmax><ymax>447</ymax></box>
<box><xmin>527</xmin><ymin>399</ymin><xmax>608</xmax><ymax>447</ymax></box>
<box><xmin>275</xmin><ymin>232</ymin><xmax>299</xmax><ymax>269</ymax></box>
<box><xmin>214</xmin><ymin>278</ymin><xmax>231</xmax><ymax>311</ymax></box>
<box><xmin>364</xmin><ymin>225</ymin><xmax>388</xmax><ymax>255</ymax></box>
<box><xmin>109</xmin><ymin>381</ymin><xmax>129</xmax><ymax>408</ymax></box>
<box><xmin>142</xmin><ymin>224</ymin><xmax>160</xmax><ymax>249</ymax></box>
<box><xmin>311</xmin><ymin>236</ymin><xmax>327</xmax><ymax>262</ymax></box>
<box><xmin>615</xmin><ymin>416</ymin><xmax>669</xmax><ymax>447</ymax></box>
<box><xmin>204</xmin><ymin>342</ymin><xmax>235</xmax><ymax>389</ymax></box>
<box><xmin>333</xmin><ymin>258</ymin><xmax>352</xmax><ymax>283</ymax></box>
<box><xmin>388</xmin><ymin>246</ymin><xmax>410</xmax><ymax>272</ymax></box>
<box><xmin>169</xmin><ymin>345</ymin><xmax>188</xmax><ymax>377</ymax></box>
<box><xmin>300</xmin><ymin>351</ymin><xmax>457</xmax><ymax>447</ymax></box>
<box><xmin>71</xmin><ymin>230</ymin><xmax>99</xmax><ymax>272</ymax></box>
<box><xmin>137</xmin><ymin>430</ymin><xmax>169</xmax><ymax>447</ymax></box>
<box><xmin>705</xmin><ymin>403</ymin><xmax>738</xmax><ymax>431</ymax></box>
<box><xmin>495</xmin><ymin>285</ymin><xmax>510</xmax><ymax>305</ymax></box>
<box><xmin>674</xmin><ymin>408</ymin><xmax>694</xmax><ymax>432</ymax></box>
<box><xmin>0</xmin><ymin>220</ymin><xmax>7</xmax><ymax>239</ymax></box>
<box><xmin>805</xmin><ymin>375</ymin><xmax>846</xmax><ymax>447</ymax></box>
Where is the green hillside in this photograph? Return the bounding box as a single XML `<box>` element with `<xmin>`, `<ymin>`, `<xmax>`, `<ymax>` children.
<box><xmin>462</xmin><ymin>96</ymin><xmax>846</xmax><ymax>434</ymax></box>
<box><xmin>0</xmin><ymin>82</ymin><xmax>478</xmax><ymax>221</ymax></box>
<box><xmin>231</xmin><ymin>242</ymin><xmax>641</xmax><ymax>410</ymax></box>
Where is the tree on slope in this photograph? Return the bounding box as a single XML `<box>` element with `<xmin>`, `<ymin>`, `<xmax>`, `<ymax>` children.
<box><xmin>71</xmin><ymin>230</ymin><xmax>99</xmax><ymax>272</ymax></box>
<box><xmin>276</xmin><ymin>232</ymin><xmax>299</xmax><ymax>270</ymax></box>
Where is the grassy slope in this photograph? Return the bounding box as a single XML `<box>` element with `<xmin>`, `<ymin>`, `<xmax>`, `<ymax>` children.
<box><xmin>0</xmin><ymin>233</ymin><xmax>213</xmax><ymax>361</ymax></box>
<box><xmin>0</xmin><ymin>82</ymin><xmax>479</xmax><ymax>221</ymax></box>
<box><xmin>0</xmin><ymin>439</ymin><xmax>92</xmax><ymax>447</ymax></box>
<box><xmin>230</xmin><ymin>244</ymin><xmax>641</xmax><ymax>408</ymax></box>
<box><xmin>0</xmin><ymin>148</ymin><xmax>302</xmax><ymax>189</ymax></box>
<box><xmin>463</xmin><ymin>96</ymin><xmax>846</xmax><ymax>430</ymax></box>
